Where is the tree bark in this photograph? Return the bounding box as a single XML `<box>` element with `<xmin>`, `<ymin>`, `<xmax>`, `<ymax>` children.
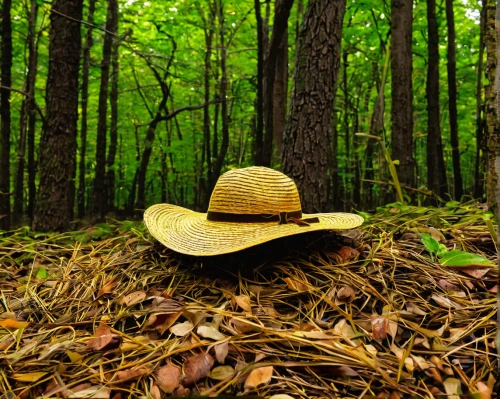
<box><xmin>33</xmin><ymin>0</ymin><xmax>83</xmax><ymax>232</ymax></box>
<box><xmin>14</xmin><ymin>1</ymin><xmax>38</xmax><ymax>225</ymax></box>
<box><xmin>78</xmin><ymin>0</ymin><xmax>96</xmax><ymax>219</ymax></box>
<box><xmin>212</xmin><ymin>0</ymin><xmax>229</xmax><ymax>185</ymax></box>
<box><xmin>484</xmin><ymin>0</ymin><xmax>499</xmax><ymax>213</ymax></box>
<box><xmin>445</xmin><ymin>0</ymin><xmax>463</xmax><ymax>200</ymax></box>
<box><xmin>253</xmin><ymin>0</ymin><xmax>265</xmax><ymax>166</ymax></box>
<box><xmin>391</xmin><ymin>0</ymin><xmax>415</xmax><ymax>189</ymax></box>
<box><xmin>105</xmin><ymin>32</ymin><xmax>120</xmax><ymax>214</ymax></box>
<box><xmin>474</xmin><ymin>0</ymin><xmax>486</xmax><ymax>199</ymax></box>
<box><xmin>273</xmin><ymin>24</ymin><xmax>288</xmax><ymax>156</ymax></box>
<box><xmin>0</xmin><ymin>0</ymin><xmax>12</xmax><ymax>230</ymax></box>
<box><xmin>93</xmin><ymin>0</ymin><xmax>118</xmax><ymax>220</ymax></box>
<box><xmin>282</xmin><ymin>0</ymin><xmax>346</xmax><ymax>213</ymax></box>
<box><xmin>261</xmin><ymin>0</ymin><xmax>294</xmax><ymax>167</ymax></box>
<box><xmin>426</xmin><ymin>0</ymin><xmax>448</xmax><ymax>199</ymax></box>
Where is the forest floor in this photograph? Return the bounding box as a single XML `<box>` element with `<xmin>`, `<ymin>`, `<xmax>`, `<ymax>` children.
<box><xmin>0</xmin><ymin>202</ymin><xmax>498</xmax><ymax>399</ymax></box>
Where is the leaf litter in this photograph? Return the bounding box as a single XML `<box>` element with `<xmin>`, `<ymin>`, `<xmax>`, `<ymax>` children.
<box><xmin>0</xmin><ymin>202</ymin><xmax>498</xmax><ymax>398</ymax></box>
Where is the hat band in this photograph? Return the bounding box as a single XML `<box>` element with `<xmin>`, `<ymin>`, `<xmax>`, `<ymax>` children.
<box><xmin>206</xmin><ymin>210</ymin><xmax>320</xmax><ymax>226</ymax></box>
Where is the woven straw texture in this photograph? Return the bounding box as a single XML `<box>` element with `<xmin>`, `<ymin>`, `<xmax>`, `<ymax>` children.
<box><xmin>144</xmin><ymin>167</ymin><xmax>364</xmax><ymax>256</ymax></box>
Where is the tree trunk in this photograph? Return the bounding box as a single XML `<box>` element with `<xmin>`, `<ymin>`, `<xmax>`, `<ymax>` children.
<box><xmin>0</xmin><ymin>0</ymin><xmax>12</xmax><ymax>230</ymax></box>
<box><xmin>105</xmin><ymin>32</ymin><xmax>120</xmax><ymax>214</ymax></box>
<box><xmin>474</xmin><ymin>0</ymin><xmax>486</xmax><ymax>199</ymax></box>
<box><xmin>93</xmin><ymin>0</ymin><xmax>118</xmax><ymax>220</ymax></box>
<box><xmin>254</xmin><ymin>0</ymin><xmax>265</xmax><ymax>166</ymax></box>
<box><xmin>212</xmin><ymin>0</ymin><xmax>229</xmax><ymax>183</ymax></box>
<box><xmin>282</xmin><ymin>0</ymin><xmax>346</xmax><ymax>213</ymax></box>
<box><xmin>33</xmin><ymin>0</ymin><xmax>83</xmax><ymax>232</ymax></box>
<box><xmin>261</xmin><ymin>0</ymin><xmax>294</xmax><ymax>167</ymax></box>
<box><xmin>14</xmin><ymin>0</ymin><xmax>38</xmax><ymax>225</ymax></box>
<box><xmin>391</xmin><ymin>0</ymin><xmax>415</xmax><ymax>189</ymax></box>
<box><xmin>78</xmin><ymin>0</ymin><xmax>96</xmax><ymax>219</ymax></box>
<box><xmin>445</xmin><ymin>0</ymin><xmax>463</xmax><ymax>200</ymax></box>
<box><xmin>426</xmin><ymin>0</ymin><xmax>448</xmax><ymax>199</ymax></box>
<box><xmin>273</xmin><ymin>23</ymin><xmax>288</xmax><ymax>156</ymax></box>
<box><xmin>485</xmin><ymin>0</ymin><xmax>499</xmax><ymax>213</ymax></box>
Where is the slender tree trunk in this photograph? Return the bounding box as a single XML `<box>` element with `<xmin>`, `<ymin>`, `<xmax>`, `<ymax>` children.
<box><xmin>254</xmin><ymin>0</ymin><xmax>265</xmax><ymax>166</ymax></box>
<box><xmin>93</xmin><ymin>0</ymin><xmax>118</xmax><ymax>219</ymax></box>
<box><xmin>14</xmin><ymin>0</ymin><xmax>38</xmax><ymax>225</ymax></box>
<box><xmin>33</xmin><ymin>0</ymin><xmax>83</xmax><ymax>232</ymax></box>
<box><xmin>485</xmin><ymin>0</ymin><xmax>499</xmax><ymax>213</ymax></box>
<box><xmin>212</xmin><ymin>0</ymin><xmax>229</xmax><ymax>182</ymax></box>
<box><xmin>261</xmin><ymin>0</ymin><xmax>294</xmax><ymax>167</ymax></box>
<box><xmin>445</xmin><ymin>0</ymin><xmax>463</xmax><ymax>200</ymax></box>
<box><xmin>106</xmin><ymin>33</ymin><xmax>120</xmax><ymax>214</ymax></box>
<box><xmin>282</xmin><ymin>0</ymin><xmax>346</xmax><ymax>213</ymax></box>
<box><xmin>474</xmin><ymin>0</ymin><xmax>486</xmax><ymax>199</ymax></box>
<box><xmin>0</xmin><ymin>0</ymin><xmax>12</xmax><ymax>230</ymax></box>
<box><xmin>274</xmin><ymin>23</ymin><xmax>288</xmax><ymax>156</ymax></box>
<box><xmin>426</xmin><ymin>0</ymin><xmax>448</xmax><ymax>198</ymax></box>
<box><xmin>78</xmin><ymin>0</ymin><xmax>96</xmax><ymax>219</ymax></box>
<box><xmin>343</xmin><ymin>49</ymin><xmax>350</xmax><ymax>201</ymax></box>
<box><xmin>391</xmin><ymin>0</ymin><xmax>415</xmax><ymax>189</ymax></box>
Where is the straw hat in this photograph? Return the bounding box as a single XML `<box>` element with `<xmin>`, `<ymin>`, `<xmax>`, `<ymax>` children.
<box><xmin>144</xmin><ymin>166</ymin><xmax>364</xmax><ymax>256</ymax></box>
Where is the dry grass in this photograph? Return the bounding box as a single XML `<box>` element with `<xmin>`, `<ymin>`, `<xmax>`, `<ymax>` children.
<box><xmin>0</xmin><ymin>203</ymin><xmax>498</xmax><ymax>398</ymax></box>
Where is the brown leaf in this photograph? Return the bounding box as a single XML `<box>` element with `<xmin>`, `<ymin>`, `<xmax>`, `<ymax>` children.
<box><xmin>331</xmin><ymin>366</ymin><xmax>359</xmax><ymax>377</ymax></box>
<box><xmin>371</xmin><ymin>316</ymin><xmax>389</xmax><ymax>342</ymax></box>
<box><xmin>244</xmin><ymin>366</ymin><xmax>274</xmax><ymax>389</ymax></box>
<box><xmin>437</xmin><ymin>279</ymin><xmax>460</xmax><ymax>292</ymax></box>
<box><xmin>209</xmin><ymin>365</ymin><xmax>235</xmax><ymax>380</ymax></box>
<box><xmin>229</xmin><ymin>318</ymin><xmax>261</xmax><ymax>333</ymax></box>
<box><xmin>118</xmin><ymin>291</ymin><xmax>146</xmax><ymax>306</ymax></box>
<box><xmin>85</xmin><ymin>323</ymin><xmax>121</xmax><ymax>351</ymax></box>
<box><xmin>97</xmin><ymin>278</ymin><xmax>117</xmax><ymax>298</ymax></box>
<box><xmin>233</xmin><ymin>295</ymin><xmax>252</xmax><ymax>312</ymax></box>
<box><xmin>475</xmin><ymin>382</ymin><xmax>492</xmax><ymax>399</ymax></box>
<box><xmin>488</xmin><ymin>284</ymin><xmax>498</xmax><ymax>293</ymax></box>
<box><xmin>215</xmin><ymin>342</ymin><xmax>229</xmax><ymax>364</ymax></box>
<box><xmin>111</xmin><ymin>368</ymin><xmax>149</xmax><ymax>384</ymax></box>
<box><xmin>283</xmin><ymin>277</ymin><xmax>310</xmax><ymax>292</ymax></box>
<box><xmin>149</xmin><ymin>385</ymin><xmax>161</xmax><ymax>399</ymax></box>
<box><xmin>336</xmin><ymin>246</ymin><xmax>360</xmax><ymax>262</ymax></box>
<box><xmin>183</xmin><ymin>352</ymin><xmax>214</xmax><ymax>386</ymax></box>
<box><xmin>144</xmin><ymin>311</ymin><xmax>182</xmax><ymax>335</ymax></box>
<box><xmin>0</xmin><ymin>318</ymin><xmax>29</xmax><ymax>330</ymax></box>
<box><xmin>460</xmin><ymin>267</ymin><xmax>490</xmax><ymax>279</ymax></box>
<box><xmin>157</xmin><ymin>362</ymin><xmax>181</xmax><ymax>394</ymax></box>
<box><xmin>170</xmin><ymin>321</ymin><xmax>194</xmax><ymax>337</ymax></box>
<box><xmin>197</xmin><ymin>325</ymin><xmax>226</xmax><ymax>341</ymax></box>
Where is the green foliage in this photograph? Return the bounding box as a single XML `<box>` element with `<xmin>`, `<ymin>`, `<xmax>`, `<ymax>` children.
<box><xmin>439</xmin><ymin>249</ymin><xmax>495</xmax><ymax>267</ymax></box>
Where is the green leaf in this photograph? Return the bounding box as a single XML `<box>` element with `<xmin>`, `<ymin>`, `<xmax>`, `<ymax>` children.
<box><xmin>35</xmin><ymin>267</ymin><xmax>47</xmax><ymax>279</ymax></box>
<box><xmin>439</xmin><ymin>250</ymin><xmax>494</xmax><ymax>267</ymax></box>
<box><xmin>421</xmin><ymin>233</ymin><xmax>440</xmax><ymax>256</ymax></box>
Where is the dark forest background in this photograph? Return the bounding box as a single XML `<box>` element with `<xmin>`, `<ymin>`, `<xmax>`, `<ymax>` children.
<box><xmin>0</xmin><ymin>0</ymin><xmax>498</xmax><ymax>232</ymax></box>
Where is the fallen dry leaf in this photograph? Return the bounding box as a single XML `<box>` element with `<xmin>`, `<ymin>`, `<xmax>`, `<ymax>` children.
<box><xmin>67</xmin><ymin>385</ymin><xmax>111</xmax><ymax>398</ymax></box>
<box><xmin>10</xmin><ymin>371</ymin><xmax>48</xmax><ymax>382</ymax></box>
<box><xmin>209</xmin><ymin>365</ymin><xmax>235</xmax><ymax>380</ymax></box>
<box><xmin>443</xmin><ymin>378</ymin><xmax>462</xmax><ymax>399</ymax></box>
<box><xmin>145</xmin><ymin>311</ymin><xmax>183</xmax><ymax>335</ymax></box>
<box><xmin>283</xmin><ymin>277</ymin><xmax>309</xmax><ymax>292</ymax></box>
<box><xmin>336</xmin><ymin>246</ymin><xmax>360</xmax><ymax>262</ymax></box>
<box><xmin>156</xmin><ymin>362</ymin><xmax>181</xmax><ymax>394</ymax></box>
<box><xmin>459</xmin><ymin>268</ymin><xmax>490</xmax><ymax>279</ymax></box>
<box><xmin>111</xmin><ymin>368</ymin><xmax>149</xmax><ymax>383</ymax></box>
<box><xmin>170</xmin><ymin>321</ymin><xmax>194</xmax><ymax>337</ymax></box>
<box><xmin>84</xmin><ymin>323</ymin><xmax>121</xmax><ymax>351</ymax></box>
<box><xmin>118</xmin><ymin>291</ymin><xmax>146</xmax><ymax>306</ymax></box>
<box><xmin>371</xmin><ymin>316</ymin><xmax>389</xmax><ymax>342</ymax></box>
<box><xmin>0</xmin><ymin>319</ymin><xmax>29</xmax><ymax>330</ymax></box>
<box><xmin>234</xmin><ymin>295</ymin><xmax>252</xmax><ymax>312</ymax></box>
<box><xmin>475</xmin><ymin>381</ymin><xmax>492</xmax><ymax>399</ymax></box>
<box><xmin>97</xmin><ymin>278</ymin><xmax>117</xmax><ymax>298</ymax></box>
<box><xmin>215</xmin><ymin>341</ymin><xmax>229</xmax><ymax>364</ymax></box>
<box><xmin>244</xmin><ymin>366</ymin><xmax>273</xmax><ymax>389</ymax></box>
<box><xmin>183</xmin><ymin>352</ymin><xmax>214</xmax><ymax>386</ymax></box>
<box><xmin>197</xmin><ymin>325</ymin><xmax>226</xmax><ymax>340</ymax></box>
<box><xmin>149</xmin><ymin>384</ymin><xmax>161</xmax><ymax>399</ymax></box>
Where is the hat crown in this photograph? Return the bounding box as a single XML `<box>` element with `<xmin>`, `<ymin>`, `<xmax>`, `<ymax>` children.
<box><xmin>208</xmin><ymin>167</ymin><xmax>302</xmax><ymax>215</ymax></box>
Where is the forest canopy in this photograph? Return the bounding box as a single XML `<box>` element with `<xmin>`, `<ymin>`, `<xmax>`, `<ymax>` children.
<box><xmin>0</xmin><ymin>0</ymin><xmax>492</xmax><ymax>232</ymax></box>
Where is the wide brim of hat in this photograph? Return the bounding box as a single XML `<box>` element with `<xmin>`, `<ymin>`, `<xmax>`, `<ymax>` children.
<box><xmin>144</xmin><ymin>204</ymin><xmax>364</xmax><ymax>256</ymax></box>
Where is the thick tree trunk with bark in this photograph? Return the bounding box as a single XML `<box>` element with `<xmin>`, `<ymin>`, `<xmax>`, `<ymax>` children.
<box><xmin>261</xmin><ymin>0</ymin><xmax>294</xmax><ymax>167</ymax></box>
<box><xmin>93</xmin><ymin>0</ymin><xmax>118</xmax><ymax>219</ymax></box>
<box><xmin>426</xmin><ymin>0</ymin><xmax>448</xmax><ymax>198</ymax></box>
<box><xmin>484</xmin><ymin>0</ymin><xmax>499</xmax><ymax>214</ymax></box>
<box><xmin>282</xmin><ymin>0</ymin><xmax>346</xmax><ymax>213</ymax></box>
<box><xmin>33</xmin><ymin>0</ymin><xmax>83</xmax><ymax>232</ymax></box>
<box><xmin>14</xmin><ymin>0</ymin><xmax>38</xmax><ymax>225</ymax></box>
<box><xmin>391</xmin><ymin>0</ymin><xmax>415</xmax><ymax>189</ymax></box>
<box><xmin>0</xmin><ymin>0</ymin><xmax>12</xmax><ymax>230</ymax></box>
<box><xmin>78</xmin><ymin>0</ymin><xmax>96</xmax><ymax>219</ymax></box>
<box><xmin>445</xmin><ymin>0</ymin><xmax>463</xmax><ymax>199</ymax></box>
<box><xmin>273</xmin><ymin>25</ymin><xmax>288</xmax><ymax>156</ymax></box>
